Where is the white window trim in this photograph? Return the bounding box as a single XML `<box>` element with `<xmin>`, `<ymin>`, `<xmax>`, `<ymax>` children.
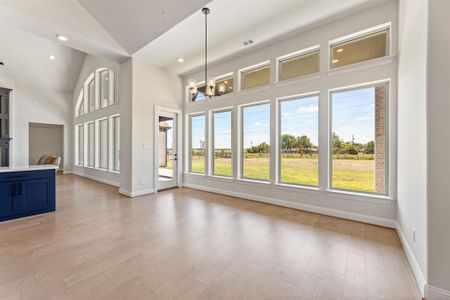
<box><xmin>238</xmin><ymin>61</ymin><xmax>271</xmax><ymax>91</ymax></box>
<box><xmin>209</xmin><ymin>107</ymin><xmax>233</xmax><ymax>177</ymax></box>
<box><xmin>276</xmin><ymin>92</ymin><xmax>320</xmax><ymax>188</ymax></box>
<box><xmin>186</xmin><ymin>112</ymin><xmax>207</xmax><ymax>174</ymax></box>
<box><xmin>328</xmin><ymin>22</ymin><xmax>392</xmax><ymax>71</ymax></box>
<box><xmin>276</xmin><ymin>45</ymin><xmax>320</xmax><ymax>83</ymax></box>
<box><xmin>328</xmin><ymin>79</ymin><xmax>391</xmax><ymax>197</ymax></box>
<box><xmin>238</xmin><ymin>100</ymin><xmax>271</xmax><ymax>182</ymax></box>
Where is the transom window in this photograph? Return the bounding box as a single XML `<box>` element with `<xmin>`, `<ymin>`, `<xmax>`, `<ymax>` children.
<box><xmin>241</xmin><ymin>64</ymin><xmax>270</xmax><ymax>90</ymax></box>
<box><xmin>278</xmin><ymin>49</ymin><xmax>320</xmax><ymax>81</ymax></box>
<box><xmin>331</xmin><ymin>28</ymin><xmax>389</xmax><ymax>69</ymax></box>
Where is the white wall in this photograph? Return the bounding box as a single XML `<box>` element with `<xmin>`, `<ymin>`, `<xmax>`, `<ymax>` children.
<box><xmin>427</xmin><ymin>0</ymin><xmax>450</xmax><ymax>296</ymax></box>
<box><xmin>182</xmin><ymin>1</ymin><xmax>398</xmax><ymax>226</ymax></box>
<box><xmin>72</xmin><ymin>54</ymin><xmax>121</xmax><ymax>186</ymax></box>
<box><xmin>396</xmin><ymin>0</ymin><xmax>428</xmax><ymax>295</ymax></box>
<box><xmin>0</xmin><ymin>74</ymin><xmax>73</xmax><ymax>171</ymax></box>
<box><xmin>119</xmin><ymin>58</ymin><xmax>183</xmax><ymax>196</ymax></box>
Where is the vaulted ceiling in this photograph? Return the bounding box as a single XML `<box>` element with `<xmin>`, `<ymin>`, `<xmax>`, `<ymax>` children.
<box><xmin>0</xmin><ymin>0</ymin><xmax>389</xmax><ymax>93</ymax></box>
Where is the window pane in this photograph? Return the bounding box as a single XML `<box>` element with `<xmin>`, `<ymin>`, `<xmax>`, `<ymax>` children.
<box><xmin>279</xmin><ymin>51</ymin><xmax>319</xmax><ymax>81</ymax></box>
<box><xmin>331</xmin><ymin>84</ymin><xmax>387</xmax><ymax>194</ymax></box>
<box><xmin>241</xmin><ymin>65</ymin><xmax>270</xmax><ymax>89</ymax></box>
<box><xmin>99</xmin><ymin>119</ymin><xmax>108</xmax><ymax>169</ymax></box>
<box><xmin>213</xmin><ymin>110</ymin><xmax>232</xmax><ymax>177</ymax></box>
<box><xmin>192</xmin><ymin>85</ymin><xmax>206</xmax><ymax>102</ymax></box>
<box><xmin>242</xmin><ymin>103</ymin><xmax>270</xmax><ymax>181</ymax></box>
<box><xmin>100</xmin><ymin>70</ymin><xmax>109</xmax><ymax>108</ymax></box>
<box><xmin>280</xmin><ymin>96</ymin><xmax>319</xmax><ymax>186</ymax></box>
<box><xmin>113</xmin><ymin>116</ymin><xmax>120</xmax><ymax>171</ymax></box>
<box><xmin>331</xmin><ymin>30</ymin><xmax>388</xmax><ymax>69</ymax></box>
<box><xmin>77</xmin><ymin>125</ymin><xmax>84</xmax><ymax>165</ymax></box>
<box><xmin>88</xmin><ymin>79</ymin><xmax>95</xmax><ymax>112</ymax></box>
<box><xmin>190</xmin><ymin>114</ymin><xmax>205</xmax><ymax>173</ymax></box>
<box><xmin>87</xmin><ymin>123</ymin><xmax>95</xmax><ymax>167</ymax></box>
<box><xmin>215</xmin><ymin>77</ymin><xmax>234</xmax><ymax>96</ymax></box>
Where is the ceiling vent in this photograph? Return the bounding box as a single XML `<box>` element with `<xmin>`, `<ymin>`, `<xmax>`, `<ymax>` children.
<box><xmin>242</xmin><ymin>39</ymin><xmax>255</xmax><ymax>47</ymax></box>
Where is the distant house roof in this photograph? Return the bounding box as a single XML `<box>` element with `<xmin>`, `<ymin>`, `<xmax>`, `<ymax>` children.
<box><xmin>159</xmin><ymin>121</ymin><xmax>172</xmax><ymax>130</ymax></box>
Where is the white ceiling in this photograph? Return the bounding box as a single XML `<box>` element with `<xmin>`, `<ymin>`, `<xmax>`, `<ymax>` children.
<box><xmin>0</xmin><ymin>23</ymin><xmax>85</xmax><ymax>93</ymax></box>
<box><xmin>134</xmin><ymin>0</ymin><xmax>389</xmax><ymax>75</ymax></box>
<box><xmin>78</xmin><ymin>0</ymin><xmax>210</xmax><ymax>54</ymax></box>
<box><xmin>0</xmin><ymin>0</ymin><xmax>390</xmax><ymax>92</ymax></box>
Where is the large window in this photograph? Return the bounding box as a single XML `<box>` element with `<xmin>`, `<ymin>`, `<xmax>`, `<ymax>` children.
<box><xmin>241</xmin><ymin>103</ymin><xmax>270</xmax><ymax>181</ymax></box>
<box><xmin>212</xmin><ymin>110</ymin><xmax>232</xmax><ymax>177</ymax></box>
<box><xmin>98</xmin><ymin>119</ymin><xmax>108</xmax><ymax>169</ymax></box>
<box><xmin>87</xmin><ymin>122</ymin><xmax>95</xmax><ymax>167</ymax></box>
<box><xmin>189</xmin><ymin>114</ymin><xmax>206</xmax><ymax>173</ymax></box>
<box><xmin>241</xmin><ymin>64</ymin><xmax>270</xmax><ymax>90</ymax></box>
<box><xmin>99</xmin><ymin>70</ymin><xmax>110</xmax><ymax>108</ymax></box>
<box><xmin>88</xmin><ymin>79</ymin><xmax>96</xmax><ymax>113</ymax></box>
<box><xmin>77</xmin><ymin>125</ymin><xmax>84</xmax><ymax>166</ymax></box>
<box><xmin>279</xmin><ymin>95</ymin><xmax>319</xmax><ymax>186</ymax></box>
<box><xmin>331</xmin><ymin>28</ymin><xmax>389</xmax><ymax>69</ymax></box>
<box><xmin>330</xmin><ymin>83</ymin><xmax>388</xmax><ymax>194</ymax></box>
<box><xmin>112</xmin><ymin>116</ymin><xmax>120</xmax><ymax>172</ymax></box>
<box><xmin>278</xmin><ymin>49</ymin><xmax>319</xmax><ymax>81</ymax></box>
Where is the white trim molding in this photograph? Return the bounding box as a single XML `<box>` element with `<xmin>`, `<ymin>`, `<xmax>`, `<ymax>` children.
<box><xmin>395</xmin><ymin>222</ymin><xmax>426</xmax><ymax>297</ymax></box>
<box><xmin>118</xmin><ymin>188</ymin><xmax>155</xmax><ymax>198</ymax></box>
<box><xmin>183</xmin><ymin>182</ymin><xmax>396</xmax><ymax>228</ymax></box>
<box><xmin>426</xmin><ymin>285</ymin><xmax>450</xmax><ymax>300</ymax></box>
<box><xmin>73</xmin><ymin>171</ymin><xmax>119</xmax><ymax>187</ymax></box>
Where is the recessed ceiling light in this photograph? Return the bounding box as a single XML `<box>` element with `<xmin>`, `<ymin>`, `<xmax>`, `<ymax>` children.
<box><xmin>337</xmin><ymin>48</ymin><xmax>344</xmax><ymax>53</ymax></box>
<box><xmin>49</xmin><ymin>55</ymin><xmax>56</xmax><ymax>60</ymax></box>
<box><xmin>332</xmin><ymin>59</ymin><xmax>339</xmax><ymax>64</ymax></box>
<box><xmin>177</xmin><ymin>58</ymin><xmax>184</xmax><ymax>63</ymax></box>
<box><xmin>56</xmin><ymin>34</ymin><xmax>68</xmax><ymax>42</ymax></box>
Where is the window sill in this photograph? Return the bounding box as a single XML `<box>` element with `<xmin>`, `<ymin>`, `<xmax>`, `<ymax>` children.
<box><xmin>274</xmin><ymin>182</ymin><xmax>321</xmax><ymax>194</ymax></box>
<box><xmin>208</xmin><ymin>174</ymin><xmax>234</xmax><ymax>181</ymax></box>
<box><xmin>236</xmin><ymin>178</ymin><xmax>271</xmax><ymax>185</ymax></box>
<box><xmin>236</xmin><ymin>84</ymin><xmax>271</xmax><ymax>96</ymax></box>
<box><xmin>325</xmin><ymin>189</ymin><xmax>394</xmax><ymax>205</ymax></box>
<box><xmin>326</xmin><ymin>55</ymin><xmax>396</xmax><ymax>77</ymax></box>
<box><xmin>185</xmin><ymin>172</ymin><xmax>206</xmax><ymax>177</ymax></box>
<box><xmin>275</xmin><ymin>73</ymin><xmax>321</xmax><ymax>88</ymax></box>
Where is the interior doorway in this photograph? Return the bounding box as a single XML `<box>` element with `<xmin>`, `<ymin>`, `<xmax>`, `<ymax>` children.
<box><xmin>29</xmin><ymin>123</ymin><xmax>64</xmax><ymax>170</ymax></box>
<box><xmin>155</xmin><ymin>108</ymin><xmax>180</xmax><ymax>191</ymax></box>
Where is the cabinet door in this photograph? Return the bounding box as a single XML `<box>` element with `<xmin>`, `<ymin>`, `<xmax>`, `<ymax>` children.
<box><xmin>0</xmin><ymin>182</ymin><xmax>18</xmax><ymax>218</ymax></box>
<box><xmin>20</xmin><ymin>178</ymin><xmax>54</xmax><ymax>213</ymax></box>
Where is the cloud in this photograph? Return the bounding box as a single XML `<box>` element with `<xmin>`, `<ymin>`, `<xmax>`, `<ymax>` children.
<box><xmin>297</xmin><ymin>104</ymin><xmax>318</xmax><ymax>113</ymax></box>
<box><xmin>355</xmin><ymin>116</ymin><xmax>372</xmax><ymax>121</ymax></box>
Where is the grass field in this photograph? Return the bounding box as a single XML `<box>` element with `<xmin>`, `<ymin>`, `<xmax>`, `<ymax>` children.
<box><xmin>190</xmin><ymin>155</ymin><xmax>375</xmax><ymax>192</ymax></box>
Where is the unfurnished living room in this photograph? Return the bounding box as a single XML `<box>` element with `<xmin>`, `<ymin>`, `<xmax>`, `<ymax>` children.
<box><xmin>0</xmin><ymin>0</ymin><xmax>449</xmax><ymax>299</ymax></box>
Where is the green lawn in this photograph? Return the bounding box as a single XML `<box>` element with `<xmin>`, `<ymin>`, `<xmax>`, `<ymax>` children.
<box><xmin>191</xmin><ymin>155</ymin><xmax>375</xmax><ymax>192</ymax></box>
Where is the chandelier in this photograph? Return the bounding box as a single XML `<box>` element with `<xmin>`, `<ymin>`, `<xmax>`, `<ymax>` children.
<box><xmin>187</xmin><ymin>7</ymin><xmax>216</xmax><ymax>100</ymax></box>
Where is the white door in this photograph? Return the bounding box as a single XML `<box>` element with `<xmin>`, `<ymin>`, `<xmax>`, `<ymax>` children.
<box><xmin>156</xmin><ymin>111</ymin><xmax>178</xmax><ymax>190</ymax></box>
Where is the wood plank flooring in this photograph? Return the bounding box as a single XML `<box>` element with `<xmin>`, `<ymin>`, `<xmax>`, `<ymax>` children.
<box><xmin>0</xmin><ymin>174</ymin><xmax>421</xmax><ymax>299</ymax></box>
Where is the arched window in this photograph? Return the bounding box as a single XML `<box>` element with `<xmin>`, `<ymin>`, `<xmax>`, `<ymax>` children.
<box><xmin>74</xmin><ymin>68</ymin><xmax>120</xmax><ymax>172</ymax></box>
<box><xmin>74</xmin><ymin>68</ymin><xmax>116</xmax><ymax>117</ymax></box>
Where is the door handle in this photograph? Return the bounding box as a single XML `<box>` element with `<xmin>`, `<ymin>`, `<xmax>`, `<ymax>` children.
<box><xmin>174</xmin><ymin>153</ymin><xmax>178</xmax><ymax>161</ymax></box>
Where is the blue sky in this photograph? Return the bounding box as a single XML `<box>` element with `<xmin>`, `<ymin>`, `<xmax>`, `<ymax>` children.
<box><xmin>332</xmin><ymin>87</ymin><xmax>375</xmax><ymax>144</ymax></box>
<box><xmin>191</xmin><ymin>86</ymin><xmax>376</xmax><ymax>149</ymax></box>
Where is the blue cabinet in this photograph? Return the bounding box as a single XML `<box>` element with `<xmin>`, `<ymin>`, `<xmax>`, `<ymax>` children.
<box><xmin>0</xmin><ymin>169</ymin><xmax>55</xmax><ymax>222</ymax></box>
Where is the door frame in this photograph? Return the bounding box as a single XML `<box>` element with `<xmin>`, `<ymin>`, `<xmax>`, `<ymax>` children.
<box><xmin>153</xmin><ymin>105</ymin><xmax>183</xmax><ymax>191</ymax></box>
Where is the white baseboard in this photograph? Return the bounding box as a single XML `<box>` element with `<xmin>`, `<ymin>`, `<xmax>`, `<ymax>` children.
<box><xmin>73</xmin><ymin>171</ymin><xmax>119</xmax><ymax>187</ymax></box>
<box><xmin>426</xmin><ymin>285</ymin><xmax>450</xmax><ymax>300</ymax></box>
<box><xmin>395</xmin><ymin>222</ymin><xmax>426</xmax><ymax>297</ymax></box>
<box><xmin>119</xmin><ymin>188</ymin><xmax>155</xmax><ymax>197</ymax></box>
<box><xmin>183</xmin><ymin>182</ymin><xmax>396</xmax><ymax>228</ymax></box>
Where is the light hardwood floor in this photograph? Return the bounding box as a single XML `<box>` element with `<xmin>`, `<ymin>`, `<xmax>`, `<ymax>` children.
<box><xmin>0</xmin><ymin>175</ymin><xmax>421</xmax><ymax>299</ymax></box>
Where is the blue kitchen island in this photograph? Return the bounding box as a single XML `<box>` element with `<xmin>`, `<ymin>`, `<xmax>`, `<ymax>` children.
<box><xmin>0</xmin><ymin>165</ymin><xmax>56</xmax><ymax>222</ymax></box>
